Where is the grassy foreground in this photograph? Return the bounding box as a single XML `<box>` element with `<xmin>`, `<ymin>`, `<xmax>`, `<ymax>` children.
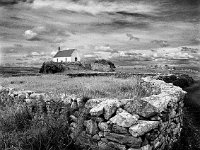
<box><xmin>0</xmin><ymin>75</ymin><xmax>153</xmax><ymax>150</ymax></box>
<box><xmin>0</xmin><ymin>89</ymin><xmax>75</xmax><ymax>150</ymax></box>
<box><xmin>0</xmin><ymin>75</ymin><xmax>150</xmax><ymax>99</ymax></box>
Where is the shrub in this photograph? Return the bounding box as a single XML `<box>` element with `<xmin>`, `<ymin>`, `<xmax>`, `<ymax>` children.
<box><xmin>90</xmin><ymin>59</ymin><xmax>116</xmax><ymax>72</ymax></box>
<box><xmin>157</xmin><ymin>74</ymin><xmax>194</xmax><ymax>88</ymax></box>
<box><xmin>94</xmin><ymin>59</ymin><xmax>116</xmax><ymax>69</ymax></box>
<box><xmin>39</xmin><ymin>61</ymin><xmax>65</xmax><ymax>74</ymax></box>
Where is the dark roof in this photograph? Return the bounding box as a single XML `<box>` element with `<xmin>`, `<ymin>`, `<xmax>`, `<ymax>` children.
<box><xmin>53</xmin><ymin>49</ymin><xmax>76</xmax><ymax>58</ymax></box>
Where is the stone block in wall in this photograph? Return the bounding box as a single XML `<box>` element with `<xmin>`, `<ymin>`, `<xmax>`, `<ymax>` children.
<box><xmin>116</xmin><ymin>108</ymin><xmax>124</xmax><ymax>114</ymax></box>
<box><xmin>24</xmin><ymin>90</ymin><xmax>33</xmax><ymax>96</ymax></box>
<box><xmin>142</xmin><ymin>94</ymin><xmax>174</xmax><ymax>112</ymax></box>
<box><xmin>104</xmin><ymin>132</ymin><xmax>142</xmax><ymax>148</ymax></box>
<box><xmin>98</xmin><ymin>141</ymin><xmax>115</xmax><ymax>150</ymax></box>
<box><xmin>128</xmin><ymin>145</ymin><xmax>153</xmax><ymax>150</ymax></box>
<box><xmin>112</xmin><ymin>124</ymin><xmax>129</xmax><ymax>134</ymax></box>
<box><xmin>92</xmin><ymin>134</ymin><xmax>101</xmax><ymax>141</ymax></box>
<box><xmin>109</xmin><ymin>110</ymin><xmax>139</xmax><ymax>127</ymax></box>
<box><xmin>85</xmin><ymin>98</ymin><xmax>106</xmax><ymax>109</ymax></box>
<box><xmin>129</xmin><ymin>120</ymin><xmax>159</xmax><ymax>137</ymax></box>
<box><xmin>62</xmin><ymin>97</ymin><xmax>72</xmax><ymax>105</ymax></box>
<box><xmin>71</xmin><ymin>101</ymin><xmax>78</xmax><ymax>110</ymax></box>
<box><xmin>90</xmin><ymin>99</ymin><xmax>121</xmax><ymax>120</ymax></box>
<box><xmin>90</xmin><ymin>104</ymin><xmax>104</xmax><ymax>116</ymax></box>
<box><xmin>93</xmin><ymin>117</ymin><xmax>105</xmax><ymax>123</ymax></box>
<box><xmin>70</xmin><ymin>115</ymin><xmax>78</xmax><ymax>122</ymax></box>
<box><xmin>101</xmin><ymin>138</ymin><xmax>108</xmax><ymax>143</ymax></box>
<box><xmin>104</xmin><ymin>100</ymin><xmax>121</xmax><ymax>120</ymax></box>
<box><xmin>25</xmin><ymin>98</ymin><xmax>33</xmax><ymax>104</ymax></box>
<box><xmin>98</xmin><ymin>122</ymin><xmax>110</xmax><ymax>132</ymax></box>
<box><xmin>99</xmin><ymin>131</ymin><xmax>104</xmax><ymax>137</ymax></box>
<box><xmin>107</xmin><ymin>141</ymin><xmax>126</xmax><ymax>150</ymax></box>
<box><xmin>77</xmin><ymin>98</ymin><xmax>84</xmax><ymax>108</ymax></box>
<box><xmin>84</xmin><ymin>119</ymin><xmax>98</xmax><ymax>135</ymax></box>
<box><xmin>70</xmin><ymin>122</ymin><xmax>78</xmax><ymax>128</ymax></box>
<box><xmin>0</xmin><ymin>85</ymin><xmax>3</xmax><ymax>91</ymax></box>
<box><xmin>150</xmin><ymin>116</ymin><xmax>161</xmax><ymax>121</ymax></box>
<box><xmin>128</xmin><ymin>148</ymin><xmax>141</xmax><ymax>150</ymax></box>
<box><xmin>141</xmin><ymin>144</ymin><xmax>153</xmax><ymax>150</ymax></box>
<box><xmin>123</xmin><ymin>98</ymin><xmax>159</xmax><ymax>118</ymax></box>
<box><xmin>73</xmin><ymin>111</ymin><xmax>80</xmax><ymax>117</ymax></box>
<box><xmin>18</xmin><ymin>93</ymin><xmax>26</xmax><ymax>101</ymax></box>
<box><xmin>30</xmin><ymin>93</ymin><xmax>44</xmax><ymax>100</ymax></box>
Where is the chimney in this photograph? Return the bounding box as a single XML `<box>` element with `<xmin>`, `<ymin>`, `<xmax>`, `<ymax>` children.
<box><xmin>58</xmin><ymin>46</ymin><xmax>61</xmax><ymax>51</ymax></box>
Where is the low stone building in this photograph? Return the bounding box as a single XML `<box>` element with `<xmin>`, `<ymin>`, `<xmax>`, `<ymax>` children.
<box><xmin>53</xmin><ymin>47</ymin><xmax>80</xmax><ymax>62</ymax></box>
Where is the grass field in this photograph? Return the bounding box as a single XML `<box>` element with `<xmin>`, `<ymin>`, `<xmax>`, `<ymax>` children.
<box><xmin>0</xmin><ymin>75</ymin><xmax>150</xmax><ymax>99</ymax></box>
<box><xmin>0</xmin><ymin>66</ymin><xmax>40</xmax><ymax>77</ymax></box>
<box><xmin>0</xmin><ymin>75</ymin><xmax>153</xmax><ymax>150</ymax></box>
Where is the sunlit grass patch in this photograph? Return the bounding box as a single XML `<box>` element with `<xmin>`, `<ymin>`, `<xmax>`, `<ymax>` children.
<box><xmin>0</xmin><ymin>75</ymin><xmax>150</xmax><ymax>99</ymax></box>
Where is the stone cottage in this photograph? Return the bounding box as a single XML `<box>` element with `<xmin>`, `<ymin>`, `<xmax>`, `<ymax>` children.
<box><xmin>53</xmin><ymin>47</ymin><xmax>80</xmax><ymax>62</ymax></box>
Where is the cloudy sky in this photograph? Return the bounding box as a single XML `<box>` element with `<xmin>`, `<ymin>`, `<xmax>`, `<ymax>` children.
<box><xmin>0</xmin><ymin>0</ymin><xmax>199</xmax><ymax>66</ymax></box>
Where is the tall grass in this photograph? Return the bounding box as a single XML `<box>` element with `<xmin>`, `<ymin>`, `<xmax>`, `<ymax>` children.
<box><xmin>0</xmin><ymin>75</ymin><xmax>151</xmax><ymax>99</ymax></box>
<box><xmin>0</xmin><ymin>92</ymin><xmax>77</xmax><ymax>150</ymax></box>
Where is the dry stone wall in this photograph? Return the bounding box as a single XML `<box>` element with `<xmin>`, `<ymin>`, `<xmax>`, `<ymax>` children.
<box><xmin>0</xmin><ymin>77</ymin><xmax>186</xmax><ymax>150</ymax></box>
<box><xmin>69</xmin><ymin>77</ymin><xmax>186</xmax><ymax>150</ymax></box>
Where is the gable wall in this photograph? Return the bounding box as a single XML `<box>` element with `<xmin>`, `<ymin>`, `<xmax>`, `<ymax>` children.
<box><xmin>71</xmin><ymin>50</ymin><xmax>81</xmax><ymax>62</ymax></box>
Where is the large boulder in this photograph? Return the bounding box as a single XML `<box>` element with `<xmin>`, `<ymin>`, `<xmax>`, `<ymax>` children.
<box><xmin>90</xmin><ymin>99</ymin><xmax>121</xmax><ymax>120</ymax></box>
<box><xmin>109</xmin><ymin>110</ymin><xmax>139</xmax><ymax>127</ymax></box>
<box><xmin>129</xmin><ymin>121</ymin><xmax>159</xmax><ymax>137</ymax></box>
<box><xmin>123</xmin><ymin>98</ymin><xmax>159</xmax><ymax>118</ymax></box>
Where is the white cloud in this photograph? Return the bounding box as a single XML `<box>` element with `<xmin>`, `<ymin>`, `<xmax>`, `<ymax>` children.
<box><xmin>24</xmin><ymin>30</ymin><xmax>38</xmax><ymax>40</ymax></box>
<box><xmin>31</xmin><ymin>51</ymin><xmax>40</xmax><ymax>56</ymax></box>
<box><xmin>151</xmin><ymin>40</ymin><xmax>169</xmax><ymax>47</ymax></box>
<box><xmin>33</xmin><ymin>0</ymin><xmax>157</xmax><ymax>15</ymax></box>
<box><xmin>51</xmin><ymin>51</ymin><xmax>57</xmax><ymax>56</ymax></box>
<box><xmin>33</xmin><ymin>26</ymin><xmax>46</xmax><ymax>33</ymax></box>
<box><xmin>166</xmin><ymin>52</ymin><xmax>194</xmax><ymax>60</ymax></box>
<box><xmin>93</xmin><ymin>51</ymin><xmax>112</xmax><ymax>59</ymax></box>
<box><xmin>54</xmin><ymin>37</ymin><xmax>65</xmax><ymax>43</ymax></box>
<box><xmin>94</xmin><ymin>45</ymin><xmax>112</xmax><ymax>51</ymax></box>
<box><xmin>83</xmin><ymin>54</ymin><xmax>97</xmax><ymax>58</ymax></box>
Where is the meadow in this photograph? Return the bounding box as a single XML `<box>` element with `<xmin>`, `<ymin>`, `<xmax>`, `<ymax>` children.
<box><xmin>0</xmin><ymin>75</ymin><xmax>151</xmax><ymax>99</ymax></box>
